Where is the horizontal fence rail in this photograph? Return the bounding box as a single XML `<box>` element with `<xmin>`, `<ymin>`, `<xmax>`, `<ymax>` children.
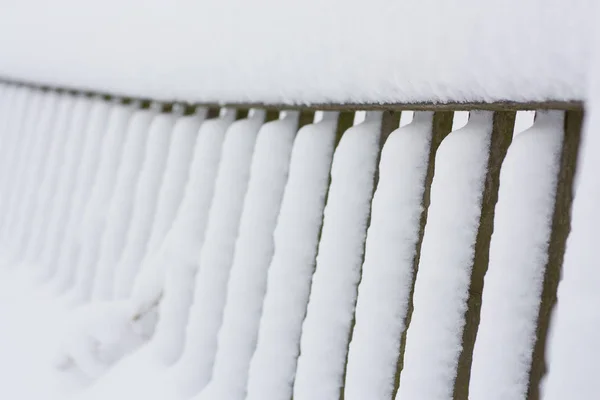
<box><xmin>0</xmin><ymin>78</ymin><xmax>584</xmax><ymax>112</ymax></box>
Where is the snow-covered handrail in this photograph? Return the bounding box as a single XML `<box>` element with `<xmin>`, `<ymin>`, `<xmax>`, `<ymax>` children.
<box><xmin>0</xmin><ymin>79</ymin><xmax>585</xmax><ymax>112</ymax></box>
<box><xmin>0</xmin><ymin>0</ymin><xmax>590</xmax><ymax>105</ymax></box>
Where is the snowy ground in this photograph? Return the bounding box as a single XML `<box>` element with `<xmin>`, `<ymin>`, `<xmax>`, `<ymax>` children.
<box><xmin>0</xmin><ymin>267</ymin><xmax>85</xmax><ymax>399</ymax></box>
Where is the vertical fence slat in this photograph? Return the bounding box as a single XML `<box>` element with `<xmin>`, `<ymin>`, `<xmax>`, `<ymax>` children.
<box><xmin>340</xmin><ymin>110</ymin><xmax>401</xmax><ymax>400</ymax></box>
<box><xmin>244</xmin><ymin>111</ymin><xmax>346</xmax><ymax>400</ymax></box>
<box><xmin>292</xmin><ymin>111</ymin><xmax>387</xmax><ymax>400</ymax></box>
<box><xmin>527</xmin><ymin>110</ymin><xmax>583</xmax><ymax>400</ymax></box>
<box><xmin>393</xmin><ymin>111</ymin><xmax>453</xmax><ymax>397</ymax></box>
<box><xmin>453</xmin><ymin>111</ymin><xmax>516</xmax><ymax>399</ymax></box>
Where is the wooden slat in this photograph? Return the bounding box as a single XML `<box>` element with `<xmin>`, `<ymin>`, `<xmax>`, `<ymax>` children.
<box><xmin>526</xmin><ymin>110</ymin><xmax>583</xmax><ymax>400</ymax></box>
<box><xmin>206</xmin><ymin>107</ymin><xmax>221</xmax><ymax>119</ymax></box>
<box><xmin>453</xmin><ymin>111</ymin><xmax>516</xmax><ymax>399</ymax></box>
<box><xmin>339</xmin><ymin>110</ymin><xmax>401</xmax><ymax>400</ymax></box>
<box><xmin>292</xmin><ymin>110</ymin><xmax>355</xmax><ymax>400</ymax></box>
<box><xmin>392</xmin><ymin>111</ymin><xmax>454</xmax><ymax>398</ymax></box>
<box><xmin>235</xmin><ymin>108</ymin><xmax>249</xmax><ymax>120</ymax></box>
<box><xmin>298</xmin><ymin>110</ymin><xmax>316</xmax><ymax>129</ymax></box>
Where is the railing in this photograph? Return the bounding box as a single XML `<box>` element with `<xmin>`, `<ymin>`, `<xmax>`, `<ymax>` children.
<box><xmin>0</xmin><ymin>79</ymin><xmax>585</xmax><ymax>400</ymax></box>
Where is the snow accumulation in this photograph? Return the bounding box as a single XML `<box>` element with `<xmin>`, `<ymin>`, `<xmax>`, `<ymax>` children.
<box><xmin>148</xmin><ymin>110</ymin><xmax>235</xmax><ymax>368</ymax></box>
<box><xmin>65</xmin><ymin>102</ymin><xmax>139</xmax><ymax>304</ymax></box>
<box><xmin>0</xmin><ymin>88</ymin><xmax>598</xmax><ymax>400</ymax></box>
<box><xmin>168</xmin><ymin>112</ymin><xmax>266</xmax><ymax>396</ymax></box>
<box><xmin>245</xmin><ymin>114</ymin><xmax>338</xmax><ymax>400</ymax></box>
<box><xmin>469</xmin><ymin>112</ymin><xmax>564</xmax><ymax>400</ymax></box>
<box><xmin>397</xmin><ymin>112</ymin><xmax>494</xmax><ymax>400</ymax></box>
<box><xmin>111</xmin><ymin>112</ymin><xmax>178</xmax><ymax>299</ymax></box>
<box><xmin>1</xmin><ymin>4</ymin><xmax>600</xmax><ymax>400</ymax></box>
<box><xmin>90</xmin><ymin>107</ymin><xmax>158</xmax><ymax>301</ymax></box>
<box><xmin>1</xmin><ymin>90</ymin><xmax>44</xmax><ymax>256</ymax></box>
<box><xmin>197</xmin><ymin>112</ymin><xmax>299</xmax><ymax>400</ymax></box>
<box><xmin>70</xmin><ymin>102</ymin><xmax>138</xmax><ymax>303</ymax></box>
<box><xmin>344</xmin><ymin>112</ymin><xmax>437</xmax><ymax>400</ymax></box>
<box><xmin>128</xmin><ymin>109</ymin><xmax>206</xmax><ymax>312</ymax></box>
<box><xmin>292</xmin><ymin>113</ymin><xmax>382</xmax><ymax>400</ymax></box>
<box><xmin>8</xmin><ymin>91</ymin><xmax>59</xmax><ymax>261</ymax></box>
<box><xmin>538</xmin><ymin>23</ymin><xmax>600</xmax><ymax>399</ymax></box>
<box><xmin>0</xmin><ymin>1</ymin><xmax>593</xmax><ymax>104</ymax></box>
<box><xmin>52</xmin><ymin>98</ymin><xmax>112</xmax><ymax>296</ymax></box>
<box><xmin>20</xmin><ymin>94</ymin><xmax>75</xmax><ymax>265</ymax></box>
<box><xmin>36</xmin><ymin>97</ymin><xmax>93</xmax><ymax>281</ymax></box>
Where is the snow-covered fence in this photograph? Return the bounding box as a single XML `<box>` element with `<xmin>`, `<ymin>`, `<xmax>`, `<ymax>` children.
<box><xmin>0</xmin><ymin>80</ymin><xmax>585</xmax><ymax>400</ymax></box>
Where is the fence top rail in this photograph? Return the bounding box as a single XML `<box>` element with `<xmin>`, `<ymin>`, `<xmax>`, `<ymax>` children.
<box><xmin>0</xmin><ymin>79</ymin><xmax>583</xmax><ymax>112</ymax></box>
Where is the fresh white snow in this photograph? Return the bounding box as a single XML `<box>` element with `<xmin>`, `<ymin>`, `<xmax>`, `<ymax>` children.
<box><xmin>68</xmin><ymin>101</ymin><xmax>139</xmax><ymax>303</ymax></box>
<box><xmin>195</xmin><ymin>112</ymin><xmax>300</xmax><ymax>400</ymax></box>
<box><xmin>111</xmin><ymin>111</ymin><xmax>178</xmax><ymax>299</ymax></box>
<box><xmin>0</xmin><ymin>90</ymin><xmax>44</xmax><ymax>254</ymax></box>
<box><xmin>20</xmin><ymin>94</ymin><xmax>76</xmax><ymax>266</ymax></box>
<box><xmin>541</xmin><ymin>27</ymin><xmax>600</xmax><ymax>397</ymax></box>
<box><xmin>0</xmin><ymin>88</ymin><xmax>31</xmax><ymax>214</ymax></box>
<box><xmin>90</xmin><ymin>106</ymin><xmax>159</xmax><ymax>301</ymax></box>
<box><xmin>65</xmin><ymin>111</ymin><xmax>267</xmax><ymax>400</ymax></box>
<box><xmin>50</xmin><ymin>98</ymin><xmax>112</xmax><ymax>297</ymax></box>
<box><xmin>5</xmin><ymin>91</ymin><xmax>60</xmax><ymax>262</ymax></box>
<box><xmin>0</xmin><ymin>1</ymin><xmax>592</xmax><ymax>104</ymax></box>
<box><xmin>167</xmin><ymin>111</ymin><xmax>265</xmax><ymax>396</ymax></box>
<box><xmin>35</xmin><ymin>96</ymin><xmax>94</xmax><ymax>281</ymax></box>
<box><xmin>51</xmin><ymin>108</ymin><xmax>185</xmax><ymax>382</ymax></box>
<box><xmin>0</xmin><ymin>6</ymin><xmax>596</xmax><ymax>394</ymax></box>
<box><xmin>396</xmin><ymin>111</ymin><xmax>494</xmax><ymax>400</ymax></box>
<box><xmin>128</xmin><ymin>109</ymin><xmax>207</xmax><ymax>316</ymax></box>
<box><xmin>149</xmin><ymin>110</ymin><xmax>235</xmax><ymax>365</ymax></box>
<box><xmin>469</xmin><ymin>111</ymin><xmax>565</xmax><ymax>400</ymax></box>
<box><xmin>0</xmin><ymin>268</ymin><xmax>88</xmax><ymax>400</ymax></box>
<box><xmin>541</xmin><ymin>128</ymin><xmax>599</xmax><ymax>395</ymax></box>
<box><xmin>292</xmin><ymin>113</ymin><xmax>383</xmax><ymax>400</ymax></box>
<box><xmin>344</xmin><ymin>112</ymin><xmax>436</xmax><ymax>400</ymax></box>
<box><xmin>245</xmin><ymin>113</ymin><xmax>338</xmax><ymax>400</ymax></box>
<box><xmin>57</xmin><ymin>107</ymin><xmax>205</xmax><ymax>378</ymax></box>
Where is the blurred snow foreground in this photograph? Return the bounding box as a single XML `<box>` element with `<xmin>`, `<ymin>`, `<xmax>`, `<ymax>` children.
<box><xmin>0</xmin><ymin>2</ymin><xmax>600</xmax><ymax>400</ymax></box>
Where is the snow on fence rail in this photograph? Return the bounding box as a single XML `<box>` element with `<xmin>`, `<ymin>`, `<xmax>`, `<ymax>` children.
<box><xmin>0</xmin><ymin>80</ymin><xmax>588</xmax><ymax>400</ymax></box>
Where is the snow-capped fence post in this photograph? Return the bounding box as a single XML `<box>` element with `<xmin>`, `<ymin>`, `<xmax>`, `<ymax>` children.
<box><xmin>452</xmin><ymin>110</ymin><xmax>516</xmax><ymax>399</ymax></box>
<box><xmin>161</xmin><ymin>108</ymin><xmax>276</xmax><ymax>394</ymax></box>
<box><xmin>3</xmin><ymin>90</ymin><xmax>60</xmax><ymax>262</ymax></box>
<box><xmin>35</xmin><ymin>95</ymin><xmax>93</xmax><ymax>281</ymax></box>
<box><xmin>17</xmin><ymin>94</ymin><xmax>74</xmax><ymax>266</ymax></box>
<box><xmin>469</xmin><ymin>111</ymin><xmax>567</xmax><ymax>400</ymax></box>
<box><xmin>80</xmin><ymin>102</ymin><xmax>159</xmax><ymax>299</ymax></box>
<box><xmin>393</xmin><ymin>111</ymin><xmax>453</xmax><ymax>396</ymax></box>
<box><xmin>527</xmin><ymin>110</ymin><xmax>582</xmax><ymax>400</ymax></box>
<box><xmin>0</xmin><ymin>89</ymin><xmax>44</xmax><ymax>250</ymax></box>
<box><xmin>339</xmin><ymin>110</ymin><xmax>400</xmax><ymax>395</ymax></box>
<box><xmin>244</xmin><ymin>110</ymin><xmax>352</xmax><ymax>400</ymax></box>
<box><xmin>292</xmin><ymin>110</ymin><xmax>401</xmax><ymax>400</ymax></box>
